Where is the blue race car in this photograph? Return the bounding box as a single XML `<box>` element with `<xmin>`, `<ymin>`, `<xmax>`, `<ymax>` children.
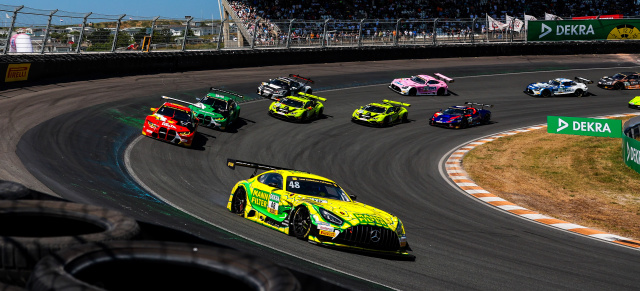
<box><xmin>429</xmin><ymin>102</ymin><xmax>492</xmax><ymax>129</ymax></box>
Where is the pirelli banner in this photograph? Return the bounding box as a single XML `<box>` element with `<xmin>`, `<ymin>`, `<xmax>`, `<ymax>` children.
<box><xmin>623</xmin><ymin>116</ymin><xmax>640</xmax><ymax>174</ymax></box>
<box><xmin>527</xmin><ymin>19</ymin><xmax>640</xmax><ymax>41</ymax></box>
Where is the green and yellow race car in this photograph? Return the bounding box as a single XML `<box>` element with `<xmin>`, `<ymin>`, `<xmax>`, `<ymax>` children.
<box><xmin>162</xmin><ymin>88</ymin><xmax>243</xmax><ymax>131</ymax></box>
<box><xmin>629</xmin><ymin>96</ymin><xmax>640</xmax><ymax>109</ymax></box>
<box><xmin>268</xmin><ymin>92</ymin><xmax>325</xmax><ymax>122</ymax></box>
<box><xmin>226</xmin><ymin>159</ymin><xmax>412</xmax><ymax>257</ymax></box>
<box><xmin>351</xmin><ymin>99</ymin><xmax>410</xmax><ymax>127</ymax></box>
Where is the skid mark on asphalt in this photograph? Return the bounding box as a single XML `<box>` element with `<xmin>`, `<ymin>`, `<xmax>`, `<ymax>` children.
<box><xmin>444</xmin><ymin>112</ymin><xmax>640</xmax><ymax>250</ymax></box>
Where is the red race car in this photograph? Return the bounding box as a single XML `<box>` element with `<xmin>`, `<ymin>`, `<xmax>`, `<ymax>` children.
<box><xmin>142</xmin><ymin>101</ymin><xmax>198</xmax><ymax>147</ymax></box>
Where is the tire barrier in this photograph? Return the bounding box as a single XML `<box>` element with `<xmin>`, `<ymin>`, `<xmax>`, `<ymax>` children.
<box><xmin>27</xmin><ymin>241</ymin><xmax>301</xmax><ymax>291</ymax></box>
<box><xmin>0</xmin><ymin>181</ymin><xmax>30</xmax><ymax>201</ymax></box>
<box><xmin>0</xmin><ymin>200</ymin><xmax>140</xmax><ymax>285</ymax></box>
<box><xmin>0</xmin><ymin>281</ymin><xmax>26</xmax><ymax>291</ymax></box>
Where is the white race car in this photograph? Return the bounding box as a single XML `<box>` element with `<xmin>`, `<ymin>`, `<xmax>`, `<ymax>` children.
<box><xmin>524</xmin><ymin>77</ymin><xmax>592</xmax><ymax>97</ymax></box>
<box><xmin>257</xmin><ymin>74</ymin><xmax>313</xmax><ymax>98</ymax></box>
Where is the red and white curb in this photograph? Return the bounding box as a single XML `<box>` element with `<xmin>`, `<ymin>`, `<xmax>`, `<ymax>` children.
<box><xmin>445</xmin><ymin>113</ymin><xmax>640</xmax><ymax>249</ymax></box>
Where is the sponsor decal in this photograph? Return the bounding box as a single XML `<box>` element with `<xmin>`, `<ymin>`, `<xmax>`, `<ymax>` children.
<box><xmin>267</xmin><ymin>193</ymin><xmax>280</xmax><ymax>215</ymax></box>
<box><xmin>5</xmin><ymin>63</ymin><xmax>30</xmax><ymax>82</ymax></box>
<box><xmin>251</xmin><ymin>188</ymin><xmax>270</xmax><ymax>208</ymax></box>
<box><xmin>626</xmin><ymin>142</ymin><xmax>640</xmax><ymax>165</ymax></box>
<box><xmin>354</xmin><ymin>213</ymin><xmax>387</xmax><ymax>226</ymax></box>
<box><xmin>319</xmin><ymin>230</ymin><xmax>336</xmax><ymax>237</ymax></box>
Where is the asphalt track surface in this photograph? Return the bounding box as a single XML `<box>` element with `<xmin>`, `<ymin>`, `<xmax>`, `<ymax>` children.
<box><xmin>4</xmin><ymin>55</ymin><xmax>640</xmax><ymax>290</ymax></box>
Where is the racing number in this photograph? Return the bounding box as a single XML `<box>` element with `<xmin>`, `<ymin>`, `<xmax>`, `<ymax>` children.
<box><xmin>289</xmin><ymin>181</ymin><xmax>300</xmax><ymax>188</ymax></box>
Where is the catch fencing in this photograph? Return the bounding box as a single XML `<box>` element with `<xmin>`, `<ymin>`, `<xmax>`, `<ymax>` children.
<box><xmin>0</xmin><ymin>4</ymin><xmax>531</xmax><ymax>54</ymax></box>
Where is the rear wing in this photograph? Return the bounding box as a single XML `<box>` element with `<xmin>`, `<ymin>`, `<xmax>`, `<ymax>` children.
<box><xmin>382</xmin><ymin>99</ymin><xmax>411</xmax><ymax>107</ymax></box>
<box><xmin>297</xmin><ymin>92</ymin><xmax>327</xmax><ymax>101</ymax></box>
<box><xmin>227</xmin><ymin>159</ymin><xmax>294</xmax><ymax>172</ymax></box>
<box><xmin>574</xmin><ymin>77</ymin><xmax>593</xmax><ymax>84</ymax></box>
<box><xmin>162</xmin><ymin>95</ymin><xmax>197</xmax><ymax>107</ymax></box>
<box><xmin>209</xmin><ymin>87</ymin><xmax>245</xmax><ymax>101</ymax></box>
<box><xmin>289</xmin><ymin>74</ymin><xmax>314</xmax><ymax>84</ymax></box>
<box><xmin>434</xmin><ymin>73</ymin><xmax>454</xmax><ymax>83</ymax></box>
<box><xmin>464</xmin><ymin>102</ymin><xmax>493</xmax><ymax>108</ymax></box>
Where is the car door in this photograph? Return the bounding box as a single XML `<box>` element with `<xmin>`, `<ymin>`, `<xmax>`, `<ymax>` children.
<box><xmin>627</xmin><ymin>75</ymin><xmax>640</xmax><ymax>89</ymax></box>
<box><xmin>250</xmin><ymin>173</ymin><xmax>285</xmax><ymax>219</ymax></box>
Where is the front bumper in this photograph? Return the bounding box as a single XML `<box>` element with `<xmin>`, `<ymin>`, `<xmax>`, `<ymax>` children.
<box><xmin>268</xmin><ymin>109</ymin><xmax>304</xmax><ymax>121</ymax></box>
<box><xmin>351</xmin><ymin>115</ymin><xmax>383</xmax><ymax>126</ymax></box>
<box><xmin>258</xmin><ymin>86</ymin><xmax>285</xmax><ymax>98</ymax></box>
<box><xmin>388</xmin><ymin>84</ymin><xmax>409</xmax><ymax>95</ymax></box>
<box><xmin>523</xmin><ymin>89</ymin><xmax>541</xmax><ymax>96</ymax></box>
<box><xmin>142</xmin><ymin>125</ymin><xmax>194</xmax><ymax>147</ymax></box>
<box><xmin>629</xmin><ymin>104</ymin><xmax>640</xmax><ymax>109</ymax></box>
<box><xmin>430</xmin><ymin>119</ymin><xmax>462</xmax><ymax>128</ymax></box>
<box><xmin>308</xmin><ymin>224</ymin><xmax>412</xmax><ymax>258</ymax></box>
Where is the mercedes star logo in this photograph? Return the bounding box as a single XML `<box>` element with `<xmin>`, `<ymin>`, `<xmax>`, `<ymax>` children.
<box><xmin>370</xmin><ymin>230</ymin><xmax>381</xmax><ymax>242</ymax></box>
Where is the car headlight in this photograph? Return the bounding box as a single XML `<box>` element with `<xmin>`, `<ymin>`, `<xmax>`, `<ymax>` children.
<box><xmin>147</xmin><ymin>121</ymin><xmax>158</xmax><ymax>129</ymax></box>
<box><xmin>178</xmin><ymin>131</ymin><xmax>191</xmax><ymax>137</ymax></box>
<box><xmin>319</xmin><ymin>208</ymin><xmax>343</xmax><ymax>226</ymax></box>
<box><xmin>401</xmin><ymin>86</ymin><xmax>409</xmax><ymax>89</ymax></box>
<box><xmin>396</xmin><ymin>219</ymin><xmax>405</xmax><ymax>235</ymax></box>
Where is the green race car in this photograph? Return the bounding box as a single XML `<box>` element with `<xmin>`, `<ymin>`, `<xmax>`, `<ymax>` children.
<box><xmin>268</xmin><ymin>92</ymin><xmax>325</xmax><ymax>122</ymax></box>
<box><xmin>629</xmin><ymin>96</ymin><xmax>640</xmax><ymax>109</ymax></box>
<box><xmin>351</xmin><ymin>99</ymin><xmax>410</xmax><ymax>127</ymax></box>
<box><xmin>226</xmin><ymin>159</ymin><xmax>412</xmax><ymax>257</ymax></box>
<box><xmin>163</xmin><ymin>88</ymin><xmax>243</xmax><ymax>131</ymax></box>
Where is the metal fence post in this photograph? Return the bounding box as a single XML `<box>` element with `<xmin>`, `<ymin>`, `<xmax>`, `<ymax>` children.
<box><xmin>251</xmin><ymin>19</ymin><xmax>259</xmax><ymax>49</ymax></box>
<box><xmin>432</xmin><ymin>18</ymin><xmax>438</xmax><ymax>45</ymax></box>
<box><xmin>394</xmin><ymin>18</ymin><xmax>403</xmax><ymax>46</ymax></box>
<box><xmin>111</xmin><ymin>14</ymin><xmax>126</xmax><ymax>52</ymax></box>
<box><xmin>286</xmin><ymin>19</ymin><xmax>295</xmax><ymax>49</ymax></box>
<box><xmin>41</xmin><ymin>9</ymin><xmax>58</xmax><ymax>54</ymax></box>
<box><xmin>3</xmin><ymin>5</ymin><xmax>23</xmax><ymax>55</ymax></box>
<box><xmin>217</xmin><ymin>19</ymin><xmax>225</xmax><ymax>50</ymax></box>
<box><xmin>182</xmin><ymin>17</ymin><xmax>193</xmax><ymax>51</ymax></box>
<box><xmin>75</xmin><ymin>12</ymin><xmax>92</xmax><ymax>53</ymax></box>
<box><xmin>471</xmin><ymin>18</ymin><xmax>477</xmax><ymax>44</ymax></box>
<box><xmin>322</xmin><ymin>19</ymin><xmax>331</xmax><ymax>48</ymax></box>
<box><xmin>358</xmin><ymin>18</ymin><xmax>365</xmax><ymax>47</ymax></box>
<box><xmin>149</xmin><ymin>16</ymin><xmax>160</xmax><ymax>50</ymax></box>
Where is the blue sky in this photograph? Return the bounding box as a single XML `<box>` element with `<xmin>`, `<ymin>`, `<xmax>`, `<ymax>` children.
<box><xmin>6</xmin><ymin>1</ymin><xmax>223</xmax><ymax>20</ymax></box>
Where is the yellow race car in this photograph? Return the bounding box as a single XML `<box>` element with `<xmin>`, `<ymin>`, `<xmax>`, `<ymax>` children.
<box><xmin>268</xmin><ymin>92</ymin><xmax>325</xmax><ymax>122</ymax></box>
<box><xmin>226</xmin><ymin>159</ymin><xmax>412</xmax><ymax>257</ymax></box>
<box><xmin>351</xmin><ymin>99</ymin><xmax>410</xmax><ymax>127</ymax></box>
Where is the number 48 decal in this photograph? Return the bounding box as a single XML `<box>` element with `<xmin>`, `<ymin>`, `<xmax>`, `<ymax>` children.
<box><xmin>289</xmin><ymin>181</ymin><xmax>300</xmax><ymax>188</ymax></box>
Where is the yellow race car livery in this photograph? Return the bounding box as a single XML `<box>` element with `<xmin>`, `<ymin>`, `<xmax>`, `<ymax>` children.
<box><xmin>226</xmin><ymin>159</ymin><xmax>412</xmax><ymax>257</ymax></box>
<box><xmin>268</xmin><ymin>92</ymin><xmax>325</xmax><ymax>122</ymax></box>
<box><xmin>351</xmin><ymin>99</ymin><xmax>410</xmax><ymax>127</ymax></box>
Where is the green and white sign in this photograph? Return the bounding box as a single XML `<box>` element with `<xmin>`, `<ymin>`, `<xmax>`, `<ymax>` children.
<box><xmin>527</xmin><ymin>19</ymin><xmax>640</xmax><ymax>41</ymax></box>
<box><xmin>623</xmin><ymin>135</ymin><xmax>640</xmax><ymax>173</ymax></box>
<box><xmin>547</xmin><ymin>116</ymin><xmax>622</xmax><ymax>138</ymax></box>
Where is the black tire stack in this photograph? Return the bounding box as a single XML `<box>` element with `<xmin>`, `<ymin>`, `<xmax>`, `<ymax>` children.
<box><xmin>0</xmin><ymin>181</ymin><xmax>301</xmax><ymax>291</ymax></box>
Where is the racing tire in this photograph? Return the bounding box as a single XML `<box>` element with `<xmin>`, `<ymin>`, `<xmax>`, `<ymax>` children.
<box><xmin>574</xmin><ymin>89</ymin><xmax>584</xmax><ymax>97</ymax></box>
<box><xmin>291</xmin><ymin>206</ymin><xmax>312</xmax><ymax>240</ymax></box>
<box><xmin>382</xmin><ymin>116</ymin><xmax>391</xmax><ymax>127</ymax></box>
<box><xmin>541</xmin><ymin>90</ymin><xmax>551</xmax><ymax>97</ymax></box>
<box><xmin>408</xmin><ymin>88</ymin><xmax>417</xmax><ymax>96</ymax></box>
<box><xmin>461</xmin><ymin>119</ymin><xmax>469</xmax><ymax>129</ymax></box>
<box><xmin>27</xmin><ymin>241</ymin><xmax>301</xmax><ymax>291</ymax></box>
<box><xmin>230</xmin><ymin>187</ymin><xmax>247</xmax><ymax>216</ymax></box>
<box><xmin>317</xmin><ymin>108</ymin><xmax>324</xmax><ymax>118</ymax></box>
<box><xmin>402</xmin><ymin>113</ymin><xmax>408</xmax><ymax>123</ymax></box>
<box><xmin>0</xmin><ymin>200</ymin><xmax>140</xmax><ymax>285</ymax></box>
<box><xmin>307</xmin><ymin>89</ymin><xmax>312</xmax><ymax>94</ymax></box>
<box><xmin>0</xmin><ymin>180</ymin><xmax>30</xmax><ymax>200</ymax></box>
<box><xmin>482</xmin><ymin>114</ymin><xmax>491</xmax><ymax>125</ymax></box>
<box><xmin>437</xmin><ymin>88</ymin><xmax>445</xmax><ymax>96</ymax></box>
<box><xmin>429</xmin><ymin>119</ymin><xmax>435</xmax><ymax>126</ymax></box>
<box><xmin>300</xmin><ymin>112</ymin><xmax>308</xmax><ymax>123</ymax></box>
<box><xmin>614</xmin><ymin>82</ymin><xmax>624</xmax><ymax>90</ymax></box>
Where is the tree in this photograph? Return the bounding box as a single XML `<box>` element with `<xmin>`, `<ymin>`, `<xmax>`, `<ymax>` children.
<box><xmin>87</xmin><ymin>28</ymin><xmax>111</xmax><ymax>44</ymax></box>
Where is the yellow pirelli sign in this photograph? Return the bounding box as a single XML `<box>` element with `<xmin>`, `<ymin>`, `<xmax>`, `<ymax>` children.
<box><xmin>5</xmin><ymin>63</ymin><xmax>31</xmax><ymax>82</ymax></box>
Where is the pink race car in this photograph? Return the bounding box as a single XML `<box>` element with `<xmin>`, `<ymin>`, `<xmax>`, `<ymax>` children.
<box><xmin>389</xmin><ymin>73</ymin><xmax>454</xmax><ymax>96</ymax></box>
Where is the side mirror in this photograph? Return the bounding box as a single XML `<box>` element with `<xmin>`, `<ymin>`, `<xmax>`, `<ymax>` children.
<box><xmin>150</xmin><ymin>108</ymin><xmax>156</xmax><ymax>112</ymax></box>
<box><xmin>349</xmin><ymin>195</ymin><xmax>357</xmax><ymax>201</ymax></box>
<box><xmin>268</xmin><ymin>182</ymin><xmax>280</xmax><ymax>189</ymax></box>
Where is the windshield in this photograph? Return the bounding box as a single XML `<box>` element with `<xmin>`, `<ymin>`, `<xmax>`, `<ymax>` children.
<box><xmin>612</xmin><ymin>73</ymin><xmax>627</xmax><ymax>80</ymax></box>
<box><xmin>270</xmin><ymin>79</ymin><xmax>290</xmax><ymax>88</ymax></box>
<box><xmin>157</xmin><ymin>106</ymin><xmax>192</xmax><ymax>122</ymax></box>
<box><xmin>280</xmin><ymin>98</ymin><xmax>304</xmax><ymax>108</ymax></box>
<box><xmin>201</xmin><ymin>96</ymin><xmax>229</xmax><ymax>112</ymax></box>
<box><xmin>442</xmin><ymin>108</ymin><xmax>465</xmax><ymax>116</ymax></box>
<box><xmin>286</xmin><ymin>177</ymin><xmax>349</xmax><ymax>201</ymax></box>
<box><xmin>363</xmin><ymin>104</ymin><xmax>386</xmax><ymax>113</ymax></box>
<box><xmin>410</xmin><ymin>76</ymin><xmax>426</xmax><ymax>84</ymax></box>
